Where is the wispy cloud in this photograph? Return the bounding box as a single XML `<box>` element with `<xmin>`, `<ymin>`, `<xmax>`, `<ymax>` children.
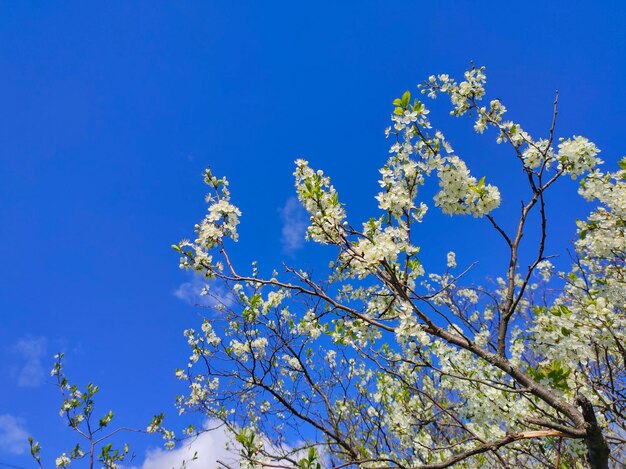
<box><xmin>11</xmin><ymin>336</ymin><xmax>47</xmax><ymax>387</ymax></box>
<box><xmin>0</xmin><ymin>414</ymin><xmax>29</xmax><ymax>455</ymax></box>
<box><xmin>279</xmin><ymin>196</ymin><xmax>307</xmax><ymax>255</ymax></box>
<box><xmin>133</xmin><ymin>423</ymin><xmax>233</xmax><ymax>469</ymax></box>
<box><xmin>133</xmin><ymin>422</ymin><xmax>303</xmax><ymax>469</ymax></box>
<box><xmin>174</xmin><ymin>276</ymin><xmax>234</xmax><ymax>310</ymax></box>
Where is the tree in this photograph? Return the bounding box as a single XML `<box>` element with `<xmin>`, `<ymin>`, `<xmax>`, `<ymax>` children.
<box><xmin>28</xmin><ymin>354</ymin><xmax>171</xmax><ymax>469</ymax></box>
<box><xmin>172</xmin><ymin>66</ymin><xmax>625</xmax><ymax>468</ymax></box>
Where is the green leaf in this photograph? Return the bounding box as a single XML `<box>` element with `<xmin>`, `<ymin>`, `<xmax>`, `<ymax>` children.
<box><xmin>392</xmin><ymin>98</ymin><xmax>403</xmax><ymax>106</ymax></box>
<box><xmin>618</xmin><ymin>157</ymin><xmax>626</xmax><ymax>170</ymax></box>
<box><xmin>552</xmin><ymin>305</ymin><xmax>570</xmax><ymax>317</ymax></box>
<box><xmin>401</xmin><ymin>90</ymin><xmax>411</xmax><ymax>107</ymax></box>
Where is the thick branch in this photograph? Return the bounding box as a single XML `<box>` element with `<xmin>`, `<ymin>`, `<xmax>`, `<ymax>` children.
<box><xmin>415</xmin><ymin>430</ymin><xmax>571</xmax><ymax>469</ymax></box>
<box><xmin>576</xmin><ymin>395</ymin><xmax>611</xmax><ymax>469</ymax></box>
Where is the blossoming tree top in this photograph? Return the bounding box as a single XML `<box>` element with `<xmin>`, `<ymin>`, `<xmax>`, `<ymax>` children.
<box><xmin>172</xmin><ymin>66</ymin><xmax>623</xmax><ymax>469</ymax></box>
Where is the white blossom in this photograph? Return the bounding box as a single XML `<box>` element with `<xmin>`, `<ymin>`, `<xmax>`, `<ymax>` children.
<box><xmin>558</xmin><ymin>136</ymin><xmax>602</xmax><ymax>178</ymax></box>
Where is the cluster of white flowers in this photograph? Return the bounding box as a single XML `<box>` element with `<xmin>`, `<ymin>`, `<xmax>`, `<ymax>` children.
<box><xmin>55</xmin><ymin>454</ymin><xmax>71</xmax><ymax>468</ymax></box>
<box><xmin>330</xmin><ymin>317</ymin><xmax>380</xmax><ymax>348</ymax></box>
<box><xmin>390</xmin><ymin>100</ymin><xmax>431</xmax><ymax>132</ymax></box>
<box><xmin>197</xmin><ymin>199</ymin><xmax>241</xmax><ymax>246</ymax></box>
<box><xmin>422</xmin><ymin>67</ymin><xmax>486</xmax><ymax>116</ymax></box>
<box><xmin>259</xmin><ymin>289</ymin><xmax>287</xmax><ymax>316</ymax></box>
<box><xmin>558</xmin><ymin>136</ymin><xmax>602</xmax><ymax>177</ymax></box>
<box><xmin>230</xmin><ymin>339</ymin><xmax>252</xmax><ymax>361</ymax></box>
<box><xmin>177</xmin><ymin>169</ymin><xmax>242</xmax><ymax>276</ymax></box>
<box><xmin>580</xmin><ymin>168</ymin><xmax>626</xmax><ymax>208</ymax></box>
<box><xmin>396</xmin><ymin>303</ymin><xmax>430</xmax><ymax>349</ymax></box>
<box><xmin>446</xmin><ymin>251</ymin><xmax>456</xmax><ymax>268</ymax></box>
<box><xmin>457</xmin><ymin>288</ymin><xmax>479</xmax><ymax>304</ymax></box>
<box><xmin>423</xmin><ymin>68</ymin><xmax>540</xmax><ymax>156</ymax></box>
<box><xmin>187</xmin><ymin>382</ymin><xmax>209</xmax><ymax>406</ymax></box>
<box><xmin>432</xmin><ymin>337</ymin><xmax>538</xmax><ymax>442</ymax></box>
<box><xmin>201</xmin><ymin>320</ymin><xmax>222</xmax><ymax>346</ymax></box>
<box><xmin>535</xmin><ymin>259</ymin><xmax>554</xmax><ymax>282</ymax></box>
<box><xmin>376</xmin><ymin>156</ymin><xmax>426</xmax><ymax>220</ymax></box>
<box><xmin>283</xmin><ymin>354</ymin><xmax>303</xmax><ymax>372</ymax></box>
<box><xmin>343</xmin><ymin>225</ymin><xmax>409</xmax><ymax>278</ymax></box>
<box><xmin>297</xmin><ymin>309</ymin><xmax>323</xmax><ymax>339</ymax></box>
<box><xmin>521</xmin><ymin>139</ymin><xmax>555</xmax><ymax>169</ymax></box>
<box><xmin>533</xmin><ymin>298</ymin><xmax>620</xmax><ymax>376</ymax></box>
<box><xmin>577</xmin><ymin>170</ymin><xmax>626</xmax><ymax>259</ymax></box>
<box><xmin>434</xmin><ymin>156</ymin><xmax>501</xmax><ymax>217</ymax></box>
<box><xmin>294</xmin><ymin>159</ymin><xmax>346</xmax><ymax>244</ymax></box>
<box><xmin>251</xmin><ymin>337</ymin><xmax>269</xmax><ymax>358</ymax></box>
<box><xmin>474</xmin><ymin>99</ymin><xmax>507</xmax><ymax>133</ymax></box>
<box><xmin>496</xmin><ymin>121</ymin><xmax>531</xmax><ymax>147</ymax></box>
<box><xmin>324</xmin><ymin>349</ymin><xmax>337</xmax><ymax>367</ymax></box>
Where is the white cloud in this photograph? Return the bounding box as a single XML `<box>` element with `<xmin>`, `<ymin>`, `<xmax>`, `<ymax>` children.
<box><xmin>174</xmin><ymin>276</ymin><xmax>234</xmax><ymax>310</ymax></box>
<box><xmin>134</xmin><ymin>425</ymin><xmax>234</xmax><ymax>469</ymax></box>
<box><xmin>133</xmin><ymin>421</ymin><xmax>308</xmax><ymax>469</ymax></box>
<box><xmin>0</xmin><ymin>414</ymin><xmax>29</xmax><ymax>455</ymax></box>
<box><xmin>11</xmin><ymin>336</ymin><xmax>47</xmax><ymax>387</ymax></box>
<box><xmin>279</xmin><ymin>197</ymin><xmax>307</xmax><ymax>255</ymax></box>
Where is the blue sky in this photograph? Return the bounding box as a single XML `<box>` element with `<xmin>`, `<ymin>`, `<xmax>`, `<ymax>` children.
<box><xmin>1</xmin><ymin>1</ymin><xmax>625</xmax><ymax>467</ymax></box>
